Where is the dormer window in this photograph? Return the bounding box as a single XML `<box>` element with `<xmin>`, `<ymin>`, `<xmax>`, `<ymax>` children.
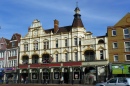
<box><xmin>12</xmin><ymin>42</ymin><xmax>15</xmax><ymax>47</ymax></box>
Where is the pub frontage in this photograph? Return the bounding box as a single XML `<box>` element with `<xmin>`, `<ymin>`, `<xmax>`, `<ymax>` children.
<box><xmin>18</xmin><ymin>61</ymin><xmax>108</xmax><ymax>84</ymax></box>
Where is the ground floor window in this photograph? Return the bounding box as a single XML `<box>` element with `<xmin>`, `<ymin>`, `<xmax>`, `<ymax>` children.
<box><xmin>54</xmin><ymin>68</ymin><xmax>60</xmax><ymax>80</ymax></box>
<box><xmin>32</xmin><ymin>69</ymin><xmax>38</xmax><ymax>80</ymax></box>
<box><xmin>73</xmin><ymin>67</ymin><xmax>80</xmax><ymax>80</ymax></box>
<box><xmin>42</xmin><ymin>69</ymin><xmax>50</xmax><ymax>80</ymax></box>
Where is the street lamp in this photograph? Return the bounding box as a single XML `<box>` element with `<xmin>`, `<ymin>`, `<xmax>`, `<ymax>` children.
<box><xmin>120</xmin><ymin>65</ymin><xmax>124</xmax><ymax>76</ymax></box>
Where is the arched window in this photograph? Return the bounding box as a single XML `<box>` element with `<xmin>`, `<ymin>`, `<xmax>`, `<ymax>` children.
<box><xmin>84</xmin><ymin>50</ymin><xmax>95</xmax><ymax>61</ymax></box>
<box><xmin>22</xmin><ymin>55</ymin><xmax>29</xmax><ymax>64</ymax></box>
<box><xmin>98</xmin><ymin>39</ymin><xmax>104</xmax><ymax>44</ymax></box>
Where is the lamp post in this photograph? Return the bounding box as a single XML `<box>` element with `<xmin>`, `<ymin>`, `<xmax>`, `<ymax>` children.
<box><xmin>120</xmin><ymin>65</ymin><xmax>124</xmax><ymax>77</ymax></box>
<box><xmin>28</xmin><ymin>64</ymin><xmax>30</xmax><ymax>83</ymax></box>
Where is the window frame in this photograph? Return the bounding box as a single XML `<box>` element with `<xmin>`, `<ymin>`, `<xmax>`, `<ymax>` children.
<box><xmin>55</xmin><ymin>39</ymin><xmax>58</xmax><ymax>48</ymax></box>
<box><xmin>65</xmin><ymin>53</ymin><xmax>68</xmax><ymax>62</ymax></box>
<box><xmin>33</xmin><ymin>41</ymin><xmax>38</xmax><ymax>50</ymax></box>
<box><xmin>65</xmin><ymin>39</ymin><xmax>68</xmax><ymax>47</ymax></box>
<box><xmin>123</xmin><ymin>28</ymin><xmax>130</xmax><ymax>39</ymax></box>
<box><xmin>113</xmin><ymin>42</ymin><xmax>118</xmax><ymax>49</ymax></box>
<box><xmin>112</xmin><ymin>29</ymin><xmax>116</xmax><ymax>36</ymax></box>
<box><xmin>24</xmin><ymin>43</ymin><xmax>28</xmax><ymax>51</ymax></box>
<box><xmin>75</xmin><ymin>52</ymin><xmax>78</xmax><ymax>61</ymax></box>
<box><xmin>74</xmin><ymin>38</ymin><xmax>78</xmax><ymax>46</ymax></box>
<box><xmin>100</xmin><ymin>50</ymin><xmax>104</xmax><ymax>60</ymax></box>
<box><xmin>43</xmin><ymin>41</ymin><xmax>49</xmax><ymax>49</ymax></box>
<box><xmin>125</xmin><ymin>54</ymin><xmax>130</xmax><ymax>61</ymax></box>
<box><xmin>124</xmin><ymin>41</ymin><xmax>130</xmax><ymax>52</ymax></box>
<box><xmin>56</xmin><ymin>54</ymin><xmax>58</xmax><ymax>62</ymax></box>
<box><xmin>113</xmin><ymin>55</ymin><xmax>118</xmax><ymax>62</ymax></box>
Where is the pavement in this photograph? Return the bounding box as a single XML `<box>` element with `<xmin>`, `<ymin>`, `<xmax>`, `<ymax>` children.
<box><xmin>0</xmin><ymin>84</ymin><xmax>95</xmax><ymax>86</ymax></box>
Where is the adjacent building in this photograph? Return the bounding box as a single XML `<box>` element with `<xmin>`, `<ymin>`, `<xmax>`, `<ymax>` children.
<box><xmin>107</xmin><ymin>13</ymin><xmax>130</xmax><ymax>77</ymax></box>
<box><xmin>0</xmin><ymin>37</ymin><xmax>9</xmax><ymax>81</ymax></box>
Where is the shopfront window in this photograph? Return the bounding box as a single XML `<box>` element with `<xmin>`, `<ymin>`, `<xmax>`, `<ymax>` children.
<box><xmin>32</xmin><ymin>69</ymin><xmax>38</xmax><ymax>80</ymax></box>
<box><xmin>73</xmin><ymin>67</ymin><xmax>80</xmax><ymax>80</ymax></box>
<box><xmin>53</xmin><ymin>68</ymin><xmax>60</xmax><ymax>80</ymax></box>
<box><xmin>42</xmin><ymin>69</ymin><xmax>50</xmax><ymax>80</ymax></box>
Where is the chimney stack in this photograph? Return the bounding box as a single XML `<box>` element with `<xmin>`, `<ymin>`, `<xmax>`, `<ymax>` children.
<box><xmin>54</xmin><ymin>19</ymin><xmax>59</xmax><ymax>33</ymax></box>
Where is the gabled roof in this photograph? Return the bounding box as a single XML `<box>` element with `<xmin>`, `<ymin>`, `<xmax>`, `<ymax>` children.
<box><xmin>11</xmin><ymin>33</ymin><xmax>21</xmax><ymax>42</ymax></box>
<box><xmin>114</xmin><ymin>13</ymin><xmax>130</xmax><ymax>27</ymax></box>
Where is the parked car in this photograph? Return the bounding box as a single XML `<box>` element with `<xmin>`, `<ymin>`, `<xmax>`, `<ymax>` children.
<box><xmin>96</xmin><ymin>77</ymin><xmax>130</xmax><ymax>86</ymax></box>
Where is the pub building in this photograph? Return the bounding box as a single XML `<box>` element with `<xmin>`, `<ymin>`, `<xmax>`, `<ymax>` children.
<box><xmin>19</xmin><ymin>6</ymin><xmax>108</xmax><ymax>84</ymax></box>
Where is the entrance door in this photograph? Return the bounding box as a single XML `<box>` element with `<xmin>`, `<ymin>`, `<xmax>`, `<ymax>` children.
<box><xmin>64</xmin><ymin>72</ymin><xmax>69</xmax><ymax>83</ymax></box>
<box><xmin>21</xmin><ymin>73</ymin><xmax>28</xmax><ymax>82</ymax></box>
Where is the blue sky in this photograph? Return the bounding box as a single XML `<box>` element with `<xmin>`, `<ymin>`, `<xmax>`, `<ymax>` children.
<box><xmin>0</xmin><ymin>0</ymin><xmax>130</xmax><ymax>39</ymax></box>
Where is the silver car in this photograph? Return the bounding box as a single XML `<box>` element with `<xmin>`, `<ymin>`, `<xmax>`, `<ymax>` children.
<box><xmin>96</xmin><ymin>77</ymin><xmax>130</xmax><ymax>86</ymax></box>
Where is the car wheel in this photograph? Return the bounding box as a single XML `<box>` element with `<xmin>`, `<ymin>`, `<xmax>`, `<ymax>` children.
<box><xmin>100</xmin><ymin>85</ymin><xmax>105</xmax><ymax>86</ymax></box>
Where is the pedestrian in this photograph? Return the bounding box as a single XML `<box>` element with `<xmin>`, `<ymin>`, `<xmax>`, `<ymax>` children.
<box><xmin>44</xmin><ymin>76</ymin><xmax>47</xmax><ymax>84</ymax></box>
<box><xmin>21</xmin><ymin>76</ymin><xmax>24</xmax><ymax>83</ymax></box>
<box><xmin>60</xmin><ymin>76</ymin><xmax>64</xmax><ymax>84</ymax></box>
<box><xmin>25</xmin><ymin>77</ymin><xmax>28</xmax><ymax>84</ymax></box>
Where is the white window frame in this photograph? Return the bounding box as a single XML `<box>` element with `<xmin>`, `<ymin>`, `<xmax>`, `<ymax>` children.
<box><xmin>75</xmin><ymin>52</ymin><xmax>78</xmax><ymax>61</ymax></box>
<box><xmin>74</xmin><ymin>38</ymin><xmax>78</xmax><ymax>46</ymax></box>
<box><xmin>112</xmin><ymin>30</ymin><xmax>116</xmax><ymax>36</ymax></box>
<box><xmin>33</xmin><ymin>41</ymin><xmax>38</xmax><ymax>50</ymax></box>
<box><xmin>55</xmin><ymin>54</ymin><xmax>58</xmax><ymax>62</ymax></box>
<box><xmin>100</xmin><ymin>50</ymin><xmax>104</xmax><ymax>60</ymax></box>
<box><xmin>124</xmin><ymin>41</ymin><xmax>130</xmax><ymax>52</ymax></box>
<box><xmin>24</xmin><ymin>44</ymin><xmax>28</xmax><ymax>51</ymax></box>
<box><xmin>125</xmin><ymin>54</ymin><xmax>130</xmax><ymax>61</ymax></box>
<box><xmin>124</xmin><ymin>28</ymin><xmax>130</xmax><ymax>39</ymax></box>
<box><xmin>65</xmin><ymin>39</ymin><xmax>68</xmax><ymax>47</ymax></box>
<box><xmin>55</xmin><ymin>39</ymin><xmax>58</xmax><ymax>48</ymax></box>
<box><xmin>65</xmin><ymin>53</ymin><xmax>68</xmax><ymax>62</ymax></box>
<box><xmin>113</xmin><ymin>55</ymin><xmax>118</xmax><ymax>62</ymax></box>
<box><xmin>113</xmin><ymin>42</ymin><xmax>118</xmax><ymax>48</ymax></box>
<box><xmin>43</xmin><ymin>41</ymin><xmax>49</xmax><ymax>49</ymax></box>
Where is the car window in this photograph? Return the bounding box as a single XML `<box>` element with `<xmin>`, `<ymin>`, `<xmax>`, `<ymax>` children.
<box><xmin>108</xmin><ymin>78</ymin><xmax>117</xmax><ymax>83</ymax></box>
<box><xmin>118</xmin><ymin>78</ymin><xmax>127</xmax><ymax>83</ymax></box>
<box><xmin>123</xmin><ymin>79</ymin><xmax>127</xmax><ymax>83</ymax></box>
<box><xmin>118</xmin><ymin>78</ymin><xmax>124</xmax><ymax>83</ymax></box>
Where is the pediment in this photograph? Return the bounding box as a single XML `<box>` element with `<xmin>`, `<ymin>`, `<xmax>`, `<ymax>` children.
<box><xmin>114</xmin><ymin>13</ymin><xmax>130</xmax><ymax>27</ymax></box>
<box><xmin>97</xmin><ymin>46</ymin><xmax>105</xmax><ymax>51</ymax></box>
<box><xmin>53</xmin><ymin>50</ymin><xmax>59</xmax><ymax>54</ymax></box>
<box><xmin>63</xmin><ymin>49</ymin><xmax>68</xmax><ymax>53</ymax></box>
